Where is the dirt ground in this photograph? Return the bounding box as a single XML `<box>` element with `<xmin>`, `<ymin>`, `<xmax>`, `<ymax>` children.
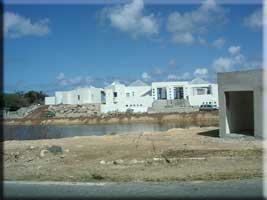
<box><xmin>3</xmin><ymin>127</ymin><xmax>264</xmax><ymax>182</ymax></box>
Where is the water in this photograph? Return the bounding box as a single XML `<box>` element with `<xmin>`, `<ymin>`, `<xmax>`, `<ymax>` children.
<box><xmin>3</xmin><ymin>122</ymin><xmax>192</xmax><ymax>141</ymax></box>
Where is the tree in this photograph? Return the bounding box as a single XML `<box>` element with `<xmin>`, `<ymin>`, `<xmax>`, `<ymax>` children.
<box><xmin>1</xmin><ymin>90</ymin><xmax>48</xmax><ymax>111</ymax></box>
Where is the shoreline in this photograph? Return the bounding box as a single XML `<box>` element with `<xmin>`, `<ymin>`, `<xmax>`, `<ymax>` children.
<box><xmin>3</xmin><ymin>111</ymin><xmax>219</xmax><ymax>126</ymax></box>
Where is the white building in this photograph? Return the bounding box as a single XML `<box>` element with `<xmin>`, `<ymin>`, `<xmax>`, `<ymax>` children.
<box><xmin>45</xmin><ymin>87</ymin><xmax>102</xmax><ymax>105</ymax></box>
<box><xmin>151</xmin><ymin>80</ymin><xmax>218</xmax><ymax>107</ymax></box>
<box><xmin>101</xmin><ymin>80</ymin><xmax>153</xmax><ymax>113</ymax></box>
<box><xmin>45</xmin><ymin>79</ymin><xmax>219</xmax><ymax>112</ymax></box>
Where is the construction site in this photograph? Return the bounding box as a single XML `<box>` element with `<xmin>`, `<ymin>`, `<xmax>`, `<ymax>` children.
<box><xmin>3</xmin><ymin>69</ymin><xmax>265</xmax><ymax>183</ymax></box>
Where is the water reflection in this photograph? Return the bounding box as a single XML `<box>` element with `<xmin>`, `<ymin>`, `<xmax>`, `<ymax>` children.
<box><xmin>4</xmin><ymin>122</ymin><xmax>197</xmax><ymax>141</ymax></box>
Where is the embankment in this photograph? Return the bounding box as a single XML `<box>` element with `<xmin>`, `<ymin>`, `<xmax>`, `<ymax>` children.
<box><xmin>3</xmin><ymin>111</ymin><xmax>219</xmax><ymax>126</ymax></box>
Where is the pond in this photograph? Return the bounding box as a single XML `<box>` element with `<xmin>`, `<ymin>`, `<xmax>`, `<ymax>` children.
<box><xmin>3</xmin><ymin>121</ymin><xmax>201</xmax><ymax>141</ymax></box>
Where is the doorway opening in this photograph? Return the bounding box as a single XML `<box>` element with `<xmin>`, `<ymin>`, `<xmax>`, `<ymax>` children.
<box><xmin>225</xmin><ymin>91</ymin><xmax>254</xmax><ymax>136</ymax></box>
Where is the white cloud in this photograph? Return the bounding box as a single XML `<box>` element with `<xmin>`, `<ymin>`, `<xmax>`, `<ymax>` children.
<box><xmin>167</xmin><ymin>74</ymin><xmax>177</xmax><ymax>80</ymax></box>
<box><xmin>142</xmin><ymin>72</ymin><xmax>151</xmax><ymax>80</ymax></box>
<box><xmin>152</xmin><ymin>68</ymin><xmax>162</xmax><ymax>75</ymax></box>
<box><xmin>245</xmin><ymin>59</ymin><xmax>262</xmax><ymax>69</ymax></box>
<box><xmin>212</xmin><ymin>45</ymin><xmax>247</xmax><ymax>72</ymax></box>
<box><xmin>168</xmin><ymin>58</ymin><xmax>176</xmax><ymax>67</ymax></box>
<box><xmin>212</xmin><ymin>44</ymin><xmax>262</xmax><ymax>73</ymax></box>
<box><xmin>211</xmin><ymin>37</ymin><xmax>225</xmax><ymax>48</ymax></box>
<box><xmin>166</xmin><ymin>0</ymin><xmax>226</xmax><ymax>44</ymax></box>
<box><xmin>197</xmin><ymin>37</ymin><xmax>207</xmax><ymax>45</ymax></box>
<box><xmin>194</xmin><ymin>68</ymin><xmax>208</xmax><ymax>78</ymax></box>
<box><xmin>244</xmin><ymin>8</ymin><xmax>264</xmax><ymax>31</ymax></box>
<box><xmin>104</xmin><ymin>0</ymin><xmax>159</xmax><ymax>38</ymax></box>
<box><xmin>178</xmin><ymin>72</ymin><xmax>192</xmax><ymax>80</ymax></box>
<box><xmin>228</xmin><ymin>45</ymin><xmax>241</xmax><ymax>55</ymax></box>
<box><xmin>172</xmin><ymin>32</ymin><xmax>195</xmax><ymax>44</ymax></box>
<box><xmin>4</xmin><ymin>11</ymin><xmax>50</xmax><ymax>38</ymax></box>
<box><xmin>56</xmin><ymin>72</ymin><xmax>68</xmax><ymax>86</ymax></box>
<box><xmin>56</xmin><ymin>72</ymin><xmax>65</xmax><ymax>81</ymax></box>
<box><xmin>212</xmin><ymin>57</ymin><xmax>234</xmax><ymax>72</ymax></box>
<box><xmin>168</xmin><ymin>72</ymin><xmax>192</xmax><ymax>81</ymax></box>
<box><xmin>69</xmin><ymin>76</ymin><xmax>83</xmax><ymax>85</ymax></box>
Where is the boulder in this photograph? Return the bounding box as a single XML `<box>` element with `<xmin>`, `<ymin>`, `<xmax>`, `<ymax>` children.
<box><xmin>40</xmin><ymin>149</ymin><xmax>48</xmax><ymax>158</ymax></box>
<box><xmin>47</xmin><ymin>145</ymin><xmax>63</xmax><ymax>155</ymax></box>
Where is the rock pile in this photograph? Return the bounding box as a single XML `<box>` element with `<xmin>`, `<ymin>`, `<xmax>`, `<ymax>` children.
<box><xmin>48</xmin><ymin>104</ymin><xmax>101</xmax><ymax>118</ymax></box>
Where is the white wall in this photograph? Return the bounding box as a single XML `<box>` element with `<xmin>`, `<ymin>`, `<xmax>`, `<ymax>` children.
<box><xmin>151</xmin><ymin>82</ymin><xmax>218</xmax><ymax>107</ymax></box>
<box><xmin>101</xmin><ymin>83</ymin><xmax>153</xmax><ymax>113</ymax></box>
<box><xmin>187</xmin><ymin>84</ymin><xmax>218</xmax><ymax>107</ymax></box>
<box><xmin>45</xmin><ymin>96</ymin><xmax>56</xmax><ymax>105</ymax></box>
<box><xmin>48</xmin><ymin>81</ymin><xmax>219</xmax><ymax>112</ymax></box>
<box><xmin>54</xmin><ymin>87</ymin><xmax>102</xmax><ymax>105</ymax></box>
<box><xmin>152</xmin><ymin>81</ymin><xmax>188</xmax><ymax>100</ymax></box>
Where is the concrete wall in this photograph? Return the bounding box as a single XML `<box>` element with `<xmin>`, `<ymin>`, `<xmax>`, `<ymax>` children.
<box><xmin>147</xmin><ymin>99</ymin><xmax>197</xmax><ymax>113</ymax></box>
<box><xmin>218</xmin><ymin>69</ymin><xmax>263</xmax><ymax>138</ymax></box>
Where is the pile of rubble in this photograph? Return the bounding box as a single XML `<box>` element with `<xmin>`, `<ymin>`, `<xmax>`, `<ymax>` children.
<box><xmin>48</xmin><ymin>104</ymin><xmax>101</xmax><ymax>118</ymax></box>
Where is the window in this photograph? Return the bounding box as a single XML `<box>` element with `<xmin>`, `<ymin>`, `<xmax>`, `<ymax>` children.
<box><xmin>132</xmin><ymin>92</ymin><xmax>135</xmax><ymax>96</ymax></box>
<box><xmin>126</xmin><ymin>105</ymin><xmax>128</xmax><ymax>107</ymax></box>
<box><xmin>77</xmin><ymin>95</ymin><xmax>80</xmax><ymax>101</ymax></box>
<box><xmin>113</xmin><ymin>92</ymin><xmax>117</xmax><ymax>97</ymax></box>
<box><xmin>126</xmin><ymin>93</ymin><xmax>130</xmax><ymax>97</ymax></box>
<box><xmin>209</xmin><ymin>102</ymin><xmax>212</xmax><ymax>104</ymax></box>
<box><xmin>207</xmin><ymin>86</ymin><xmax>212</xmax><ymax>94</ymax></box>
<box><xmin>197</xmin><ymin>88</ymin><xmax>205</xmax><ymax>95</ymax></box>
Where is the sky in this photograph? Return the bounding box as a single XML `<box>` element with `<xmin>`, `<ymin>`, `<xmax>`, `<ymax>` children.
<box><xmin>4</xmin><ymin>0</ymin><xmax>264</xmax><ymax>95</ymax></box>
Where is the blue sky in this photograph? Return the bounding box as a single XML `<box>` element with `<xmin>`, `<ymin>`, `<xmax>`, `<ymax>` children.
<box><xmin>4</xmin><ymin>0</ymin><xmax>263</xmax><ymax>95</ymax></box>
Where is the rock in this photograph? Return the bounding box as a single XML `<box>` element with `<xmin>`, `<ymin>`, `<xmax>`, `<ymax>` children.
<box><xmin>106</xmin><ymin>161</ymin><xmax>113</xmax><ymax>165</ymax></box>
<box><xmin>129</xmin><ymin>159</ymin><xmax>138</xmax><ymax>164</ymax></box>
<box><xmin>100</xmin><ymin>160</ymin><xmax>106</xmax><ymax>165</ymax></box>
<box><xmin>65</xmin><ymin>149</ymin><xmax>70</xmax><ymax>153</ymax></box>
<box><xmin>29</xmin><ymin>145</ymin><xmax>35</xmax><ymax>150</ymax></box>
<box><xmin>47</xmin><ymin>145</ymin><xmax>63</xmax><ymax>155</ymax></box>
<box><xmin>112</xmin><ymin>160</ymin><xmax>118</xmax><ymax>165</ymax></box>
<box><xmin>60</xmin><ymin>155</ymin><xmax>65</xmax><ymax>159</ymax></box>
<box><xmin>153</xmin><ymin>157</ymin><xmax>162</xmax><ymax>161</ymax></box>
<box><xmin>40</xmin><ymin>149</ymin><xmax>48</xmax><ymax>158</ymax></box>
<box><xmin>27</xmin><ymin>158</ymin><xmax>34</xmax><ymax>162</ymax></box>
<box><xmin>14</xmin><ymin>152</ymin><xmax>20</xmax><ymax>159</ymax></box>
<box><xmin>115</xmin><ymin>159</ymin><xmax>124</xmax><ymax>164</ymax></box>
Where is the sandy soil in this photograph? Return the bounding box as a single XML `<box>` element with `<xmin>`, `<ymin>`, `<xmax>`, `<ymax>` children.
<box><xmin>3</xmin><ymin>127</ymin><xmax>263</xmax><ymax>182</ymax></box>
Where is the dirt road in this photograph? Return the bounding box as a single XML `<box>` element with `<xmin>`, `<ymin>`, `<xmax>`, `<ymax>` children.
<box><xmin>4</xmin><ymin>127</ymin><xmax>263</xmax><ymax>182</ymax></box>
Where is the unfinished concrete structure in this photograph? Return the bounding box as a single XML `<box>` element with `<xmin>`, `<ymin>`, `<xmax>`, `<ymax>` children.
<box><xmin>218</xmin><ymin>69</ymin><xmax>263</xmax><ymax>138</ymax></box>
